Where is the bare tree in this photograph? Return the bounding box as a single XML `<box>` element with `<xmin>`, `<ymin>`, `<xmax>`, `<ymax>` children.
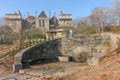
<box><xmin>88</xmin><ymin>7</ymin><xmax>108</xmax><ymax>32</ymax></box>
<box><xmin>76</xmin><ymin>18</ymin><xmax>88</xmax><ymax>33</ymax></box>
<box><xmin>0</xmin><ymin>25</ymin><xmax>13</xmax><ymax>44</ymax></box>
<box><xmin>112</xmin><ymin>0</ymin><xmax>120</xmax><ymax>25</ymax></box>
<box><xmin>0</xmin><ymin>17</ymin><xmax>6</xmax><ymax>26</ymax></box>
<box><xmin>75</xmin><ymin>0</ymin><xmax>120</xmax><ymax>34</ymax></box>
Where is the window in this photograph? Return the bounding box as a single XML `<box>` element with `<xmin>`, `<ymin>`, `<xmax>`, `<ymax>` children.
<box><xmin>42</xmin><ymin>20</ymin><xmax>45</xmax><ymax>27</ymax></box>
<box><xmin>39</xmin><ymin>20</ymin><xmax>41</xmax><ymax>27</ymax></box>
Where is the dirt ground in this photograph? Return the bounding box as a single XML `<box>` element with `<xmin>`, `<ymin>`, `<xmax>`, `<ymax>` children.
<box><xmin>0</xmin><ymin>45</ymin><xmax>120</xmax><ymax>80</ymax></box>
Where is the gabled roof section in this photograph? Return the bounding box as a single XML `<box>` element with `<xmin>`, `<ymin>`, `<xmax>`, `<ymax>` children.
<box><xmin>50</xmin><ymin>15</ymin><xmax>58</xmax><ymax>24</ymax></box>
<box><xmin>51</xmin><ymin>15</ymin><xmax>58</xmax><ymax>20</ymax></box>
<box><xmin>27</xmin><ymin>16</ymin><xmax>35</xmax><ymax>20</ymax></box>
<box><xmin>39</xmin><ymin>11</ymin><xmax>47</xmax><ymax>18</ymax></box>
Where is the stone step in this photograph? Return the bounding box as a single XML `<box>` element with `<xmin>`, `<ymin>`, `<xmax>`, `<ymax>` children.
<box><xmin>58</xmin><ymin>56</ymin><xmax>70</xmax><ymax>62</ymax></box>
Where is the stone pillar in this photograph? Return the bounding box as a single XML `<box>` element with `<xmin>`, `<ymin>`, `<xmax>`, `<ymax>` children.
<box><xmin>13</xmin><ymin>63</ymin><xmax>22</xmax><ymax>73</ymax></box>
<box><xmin>13</xmin><ymin>56</ymin><xmax>22</xmax><ymax>72</ymax></box>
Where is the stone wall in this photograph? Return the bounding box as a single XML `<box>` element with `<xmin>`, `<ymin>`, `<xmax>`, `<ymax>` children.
<box><xmin>13</xmin><ymin>39</ymin><xmax>62</xmax><ymax>72</ymax></box>
<box><xmin>62</xmin><ymin>34</ymin><xmax>110</xmax><ymax>54</ymax></box>
<box><xmin>5</xmin><ymin>14</ymin><xmax>23</xmax><ymax>33</ymax></box>
<box><xmin>35</xmin><ymin>18</ymin><xmax>49</xmax><ymax>33</ymax></box>
<box><xmin>61</xmin><ymin>34</ymin><xmax>110</xmax><ymax>63</ymax></box>
<box><xmin>14</xmin><ymin>33</ymin><xmax>120</xmax><ymax>72</ymax></box>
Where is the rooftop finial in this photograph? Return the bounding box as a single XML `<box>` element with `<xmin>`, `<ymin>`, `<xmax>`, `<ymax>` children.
<box><xmin>60</xmin><ymin>10</ymin><xmax>63</xmax><ymax>13</ymax></box>
<box><xmin>35</xmin><ymin>11</ymin><xmax>37</xmax><ymax>17</ymax></box>
<box><xmin>60</xmin><ymin>10</ymin><xmax>63</xmax><ymax>15</ymax></box>
<box><xmin>18</xmin><ymin>10</ymin><xmax>21</xmax><ymax>15</ymax></box>
<box><xmin>28</xmin><ymin>12</ymin><xmax>29</xmax><ymax>17</ymax></box>
<box><xmin>54</xmin><ymin>12</ymin><xmax>56</xmax><ymax>16</ymax></box>
<box><xmin>49</xmin><ymin>11</ymin><xmax>51</xmax><ymax>19</ymax></box>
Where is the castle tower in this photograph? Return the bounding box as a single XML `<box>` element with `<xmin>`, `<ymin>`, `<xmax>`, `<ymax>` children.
<box><xmin>59</xmin><ymin>11</ymin><xmax>73</xmax><ymax>27</ymax></box>
<box><xmin>60</xmin><ymin>10</ymin><xmax>63</xmax><ymax>16</ymax></box>
<box><xmin>26</xmin><ymin>14</ymin><xmax>35</xmax><ymax>28</ymax></box>
<box><xmin>5</xmin><ymin>10</ymin><xmax>23</xmax><ymax>33</ymax></box>
<box><xmin>35</xmin><ymin>11</ymin><xmax>49</xmax><ymax>33</ymax></box>
<box><xmin>49</xmin><ymin>12</ymin><xmax>58</xmax><ymax>29</ymax></box>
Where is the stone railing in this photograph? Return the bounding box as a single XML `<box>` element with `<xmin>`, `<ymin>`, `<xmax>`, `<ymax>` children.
<box><xmin>13</xmin><ymin>33</ymin><xmax>120</xmax><ymax>72</ymax></box>
<box><xmin>13</xmin><ymin>38</ymin><xmax>62</xmax><ymax>72</ymax></box>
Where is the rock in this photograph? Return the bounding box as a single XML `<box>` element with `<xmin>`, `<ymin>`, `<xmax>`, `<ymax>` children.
<box><xmin>0</xmin><ymin>61</ymin><xmax>3</xmax><ymax>65</ymax></box>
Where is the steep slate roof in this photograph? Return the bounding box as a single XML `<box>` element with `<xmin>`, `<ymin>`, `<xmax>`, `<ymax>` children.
<box><xmin>27</xmin><ymin>16</ymin><xmax>35</xmax><ymax>20</ymax></box>
<box><xmin>50</xmin><ymin>15</ymin><xmax>58</xmax><ymax>24</ymax></box>
<box><xmin>39</xmin><ymin>11</ymin><xmax>47</xmax><ymax>18</ymax></box>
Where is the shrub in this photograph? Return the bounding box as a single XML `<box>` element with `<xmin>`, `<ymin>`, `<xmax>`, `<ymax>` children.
<box><xmin>110</xmin><ymin>26</ymin><xmax>120</xmax><ymax>33</ymax></box>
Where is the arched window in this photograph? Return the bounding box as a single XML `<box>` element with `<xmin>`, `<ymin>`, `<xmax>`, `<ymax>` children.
<box><xmin>42</xmin><ymin>20</ymin><xmax>45</xmax><ymax>27</ymax></box>
<box><xmin>39</xmin><ymin>20</ymin><xmax>41</xmax><ymax>27</ymax></box>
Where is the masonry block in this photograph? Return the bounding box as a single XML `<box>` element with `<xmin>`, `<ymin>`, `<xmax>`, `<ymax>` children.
<box><xmin>13</xmin><ymin>63</ymin><xmax>22</xmax><ymax>72</ymax></box>
<box><xmin>58</xmin><ymin>56</ymin><xmax>69</xmax><ymax>62</ymax></box>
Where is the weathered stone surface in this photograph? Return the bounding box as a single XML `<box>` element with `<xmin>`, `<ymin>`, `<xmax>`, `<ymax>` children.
<box><xmin>13</xmin><ymin>39</ymin><xmax>62</xmax><ymax>72</ymax></box>
<box><xmin>58</xmin><ymin>56</ymin><xmax>69</xmax><ymax>62</ymax></box>
<box><xmin>13</xmin><ymin>63</ymin><xmax>23</xmax><ymax>72</ymax></box>
<box><xmin>14</xmin><ymin>33</ymin><xmax>120</xmax><ymax>72</ymax></box>
<box><xmin>87</xmin><ymin>57</ymin><xmax>99</xmax><ymax>65</ymax></box>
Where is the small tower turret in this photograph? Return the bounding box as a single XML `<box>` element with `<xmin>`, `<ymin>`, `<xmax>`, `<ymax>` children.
<box><xmin>60</xmin><ymin>10</ymin><xmax>63</xmax><ymax>16</ymax></box>
<box><xmin>18</xmin><ymin>10</ymin><xmax>21</xmax><ymax>15</ymax></box>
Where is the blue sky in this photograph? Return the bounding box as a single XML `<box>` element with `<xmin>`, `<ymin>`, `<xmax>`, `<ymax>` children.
<box><xmin>0</xmin><ymin>0</ymin><xmax>113</xmax><ymax>19</ymax></box>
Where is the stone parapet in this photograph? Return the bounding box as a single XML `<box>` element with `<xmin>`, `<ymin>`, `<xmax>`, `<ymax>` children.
<box><xmin>14</xmin><ymin>33</ymin><xmax>120</xmax><ymax>72</ymax></box>
<box><xmin>13</xmin><ymin>39</ymin><xmax>62</xmax><ymax>72</ymax></box>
